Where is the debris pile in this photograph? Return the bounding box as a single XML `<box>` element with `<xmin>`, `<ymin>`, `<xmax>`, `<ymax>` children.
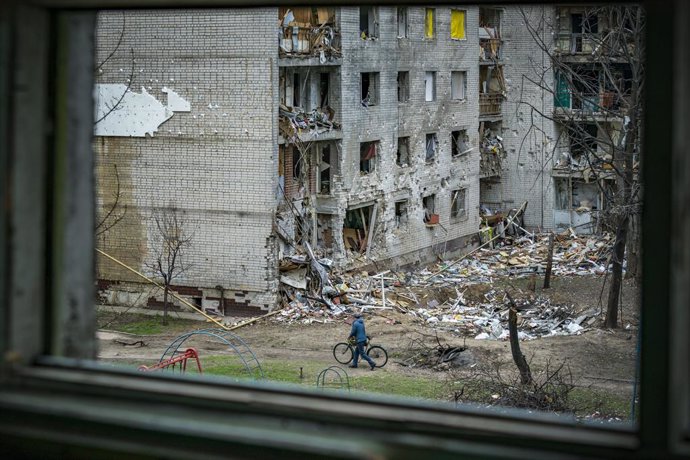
<box><xmin>274</xmin><ymin>231</ymin><xmax>613</xmax><ymax>339</ymax></box>
<box><xmin>280</xmin><ymin>104</ymin><xmax>340</xmax><ymax>139</ymax></box>
<box><xmin>279</xmin><ymin>8</ymin><xmax>341</xmax><ymax>62</ymax></box>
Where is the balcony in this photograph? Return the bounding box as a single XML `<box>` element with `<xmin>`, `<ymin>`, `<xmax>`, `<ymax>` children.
<box><xmin>554</xmin><ymin>92</ymin><xmax>625</xmax><ymax>120</ymax></box>
<box><xmin>279</xmin><ymin>105</ymin><xmax>341</xmax><ymax>144</ymax></box>
<box><xmin>479</xmin><ymin>38</ymin><xmax>502</xmax><ymax>62</ymax></box>
<box><xmin>279</xmin><ymin>8</ymin><xmax>341</xmax><ymax>64</ymax></box>
<box><xmin>479</xmin><ymin>93</ymin><xmax>503</xmax><ymax>118</ymax></box>
<box><xmin>555</xmin><ymin>33</ymin><xmax>602</xmax><ymax>55</ymax></box>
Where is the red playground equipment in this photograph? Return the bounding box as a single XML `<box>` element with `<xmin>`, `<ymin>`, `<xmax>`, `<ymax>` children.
<box><xmin>138</xmin><ymin>348</ymin><xmax>203</xmax><ymax>374</ymax></box>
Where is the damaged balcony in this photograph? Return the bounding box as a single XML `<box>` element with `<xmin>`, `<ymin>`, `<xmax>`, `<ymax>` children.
<box><xmin>479</xmin><ymin>65</ymin><xmax>505</xmax><ymax>120</ymax></box>
<box><xmin>479</xmin><ymin>7</ymin><xmax>502</xmax><ymax>62</ymax></box>
<box><xmin>279</xmin><ymin>66</ymin><xmax>342</xmax><ymax>144</ymax></box>
<box><xmin>479</xmin><ymin>121</ymin><xmax>504</xmax><ymax>178</ymax></box>
<box><xmin>279</xmin><ymin>7</ymin><xmax>341</xmax><ymax>66</ymax></box>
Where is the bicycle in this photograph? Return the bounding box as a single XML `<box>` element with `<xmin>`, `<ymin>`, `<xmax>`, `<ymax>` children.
<box><xmin>333</xmin><ymin>336</ymin><xmax>388</xmax><ymax>368</ymax></box>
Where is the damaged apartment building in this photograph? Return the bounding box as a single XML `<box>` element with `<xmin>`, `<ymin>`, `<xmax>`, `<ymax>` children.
<box><xmin>94</xmin><ymin>5</ymin><xmax>632</xmax><ymax>315</ymax></box>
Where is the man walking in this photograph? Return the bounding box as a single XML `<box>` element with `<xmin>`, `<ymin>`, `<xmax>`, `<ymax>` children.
<box><xmin>348</xmin><ymin>313</ymin><xmax>376</xmax><ymax>370</ymax></box>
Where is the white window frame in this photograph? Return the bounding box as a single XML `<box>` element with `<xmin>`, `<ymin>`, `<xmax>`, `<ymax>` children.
<box><xmin>425</xmin><ymin>71</ymin><xmax>436</xmax><ymax>102</ymax></box>
<box><xmin>451</xmin><ymin>70</ymin><xmax>467</xmax><ymax>101</ymax></box>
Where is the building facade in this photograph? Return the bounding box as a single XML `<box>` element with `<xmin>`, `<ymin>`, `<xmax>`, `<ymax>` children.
<box><xmin>96</xmin><ymin>5</ymin><xmax>622</xmax><ymax>315</ymax></box>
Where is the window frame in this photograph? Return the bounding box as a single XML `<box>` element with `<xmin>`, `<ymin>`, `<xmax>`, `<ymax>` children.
<box><xmin>0</xmin><ymin>2</ymin><xmax>685</xmax><ymax>459</ymax></box>
<box><xmin>424</xmin><ymin>7</ymin><xmax>435</xmax><ymax>40</ymax></box>
<box><xmin>424</xmin><ymin>70</ymin><xmax>436</xmax><ymax>102</ymax></box>
<box><xmin>450</xmin><ymin>8</ymin><xmax>467</xmax><ymax>41</ymax></box>
<box><xmin>451</xmin><ymin>70</ymin><xmax>467</xmax><ymax>101</ymax></box>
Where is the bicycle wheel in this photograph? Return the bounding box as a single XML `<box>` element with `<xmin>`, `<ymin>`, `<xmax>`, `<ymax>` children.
<box><xmin>333</xmin><ymin>342</ymin><xmax>354</xmax><ymax>365</ymax></box>
<box><xmin>366</xmin><ymin>345</ymin><xmax>388</xmax><ymax>368</ymax></box>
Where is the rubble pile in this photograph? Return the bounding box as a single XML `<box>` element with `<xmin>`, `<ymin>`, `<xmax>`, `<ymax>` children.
<box><xmin>279</xmin><ymin>104</ymin><xmax>340</xmax><ymax>139</ymax></box>
<box><xmin>273</xmin><ymin>232</ymin><xmax>613</xmax><ymax>339</ymax></box>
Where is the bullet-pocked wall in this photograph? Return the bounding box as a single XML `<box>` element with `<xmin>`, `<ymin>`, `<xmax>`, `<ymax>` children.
<box><xmin>486</xmin><ymin>5</ymin><xmax>557</xmax><ymax>229</ymax></box>
<box><xmin>335</xmin><ymin>6</ymin><xmax>482</xmax><ymax>267</ymax></box>
<box><xmin>94</xmin><ymin>9</ymin><xmax>279</xmax><ymax>314</ymax></box>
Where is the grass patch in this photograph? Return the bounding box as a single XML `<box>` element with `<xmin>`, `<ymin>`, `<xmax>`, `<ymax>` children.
<box><xmin>170</xmin><ymin>355</ymin><xmax>448</xmax><ymax>400</ymax></box>
<box><xmin>97</xmin><ymin>311</ymin><xmax>204</xmax><ymax>335</ymax></box>
<box><xmin>569</xmin><ymin>387</ymin><xmax>632</xmax><ymax>419</ymax></box>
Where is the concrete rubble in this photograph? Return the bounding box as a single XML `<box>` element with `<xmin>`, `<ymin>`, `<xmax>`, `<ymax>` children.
<box><xmin>270</xmin><ymin>230</ymin><xmax>613</xmax><ymax>340</ymax></box>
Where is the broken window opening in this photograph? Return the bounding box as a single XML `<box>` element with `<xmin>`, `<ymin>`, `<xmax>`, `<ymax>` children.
<box><xmin>452</xmin><ymin>130</ymin><xmax>471</xmax><ymax>158</ymax></box>
<box><xmin>451</xmin><ymin>71</ymin><xmax>467</xmax><ymax>100</ymax></box>
<box><xmin>479</xmin><ymin>8</ymin><xmax>502</xmax><ymax>60</ymax></box>
<box><xmin>425</xmin><ymin>133</ymin><xmax>438</xmax><ymax>163</ymax></box>
<box><xmin>343</xmin><ymin>204</ymin><xmax>376</xmax><ymax>254</ymax></box>
<box><xmin>422</xmin><ymin>194</ymin><xmax>438</xmax><ymax>225</ymax></box>
<box><xmin>450</xmin><ymin>9</ymin><xmax>466</xmax><ymax>40</ymax></box>
<box><xmin>396</xmin><ymin>137</ymin><xmax>410</xmax><ymax>167</ymax></box>
<box><xmin>424</xmin><ymin>71</ymin><xmax>436</xmax><ymax>102</ymax></box>
<box><xmin>569</xmin><ymin>123</ymin><xmax>599</xmax><ymax>159</ymax></box>
<box><xmin>318</xmin><ymin>145</ymin><xmax>332</xmax><ymax>195</ymax></box>
<box><xmin>451</xmin><ymin>189</ymin><xmax>467</xmax><ymax>219</ymax></box>
<box><xmin>359</xmin><ymin>6</ymin><xmax>378</xmax><ymax>39</ymax></box>
<box><xmin>279</xmin><ymin>8</ymin><xmax>339</xmax><ymax>59</ymax></box>
<box><xmin>395</xmin><ymin>200</ymin><xmax>409</xmax><ymax>227</ymax></box>
<box><xmin>397</xmin><ymin>7</ymin><xmax>408</xmax><ymax>38</ymax></box>
<box><xmin>359</xmin><ymin>141</ymin><xmax>378</xmax><ymax>174</ymax></box>
<box><xmin>425</xmin><ymin>8</ymin><xmax>435</xmax><ymax>39</ymax></box>
<box><xmin>319</xmin><ymin>73</ymin><xmax>329</xmax><ymax>108</ymax></box>
<box><xmin>361</xmin><ymin>72</ymin><xmax>379</xmax><ymax>107</ymax></box>
<box><xmin>397</xmin><ymin>71</ymin><xmax>409</xmax><ymax>103</ymax></box>
<box><xmin>293</xmin><ymin>73</ymin><xmax>301</xmax><ymax>108</ymax></box>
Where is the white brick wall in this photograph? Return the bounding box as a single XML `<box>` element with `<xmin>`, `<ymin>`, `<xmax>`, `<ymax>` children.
<box><xmin>95</xmin><ymin>9</ymin><xmax>279</xmax><ymax>311</ymax></box>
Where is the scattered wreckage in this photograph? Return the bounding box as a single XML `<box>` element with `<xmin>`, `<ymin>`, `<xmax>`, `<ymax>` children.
<box><xmin>273</xmin><ymin>224</ymin><xmax>616</xmax><ymax>341</ymax></box>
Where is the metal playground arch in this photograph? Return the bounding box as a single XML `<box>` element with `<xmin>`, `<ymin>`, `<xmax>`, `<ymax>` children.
<box><xmin>159</xmin><ymin>328</ymin><xmax>264</xmax><ymax>380</ymax></box>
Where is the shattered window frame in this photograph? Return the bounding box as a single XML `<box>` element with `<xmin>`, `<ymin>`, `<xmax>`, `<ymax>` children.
<box><xmin>396</xmin><ymin>136</ymin><xmax>410</xmax><ymax>166</ymax></box>
<box><xmin>359</xmin><ymin>6</ymin><xmax>379</xmax><ymax>39</ymax></box>
<box><xmin>394</xmin><ymin>199</ymin><xmax>409</xmax><ymax>227</ymax></box>
<box><xmin>397</xmin><ymin>71</ymin><xmax>410</xmax><ymax>103</ymax></box>
<box><xmin>425</xmin><ymin>132</ymin><xmax>438</xmax><ymax>163</ymax></box>
<box><xmin>361</xmin><ymin>71</ymin><xmax>380</xmax><ymax>107</ymax></box>
<box><xmin>452</xmin><ymin>129</ymin><xmax>471</xmax><ymax>158</ymax></box>
<box><xmin>359</xmin><ymin>140</ymin><xmax>378</xmax><ymax>174</ymax></box>
<box><xmin>450</xmin><ymin>188</ymin><xmax>467</xmax><ymax>219</ymax></box>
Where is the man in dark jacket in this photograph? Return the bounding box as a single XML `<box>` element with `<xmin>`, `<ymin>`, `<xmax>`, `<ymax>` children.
<box><xmin>348</xmin><ymin>313</ymin><xmax>376</xmax><ymax>370</ymax></box>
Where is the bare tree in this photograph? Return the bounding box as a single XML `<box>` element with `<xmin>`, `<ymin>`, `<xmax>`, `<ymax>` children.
<box><xmin>96</xmin><ymin>164</ymin><xmax>127</xmax><ymax>237</ymax></box>
<box><xmin>94</xmin><ymin>12</ymin><xmax>136</xmax><ymax>126</ymax></box>
<box><xmin>146</xmin><ymin>208</ymin><xmax>193</xmax><ymax>325</ymax></box>
<box><xmin>518</xmin><ymin>5</ymin><xmax>644</xmax><ymax>328</ymax></box>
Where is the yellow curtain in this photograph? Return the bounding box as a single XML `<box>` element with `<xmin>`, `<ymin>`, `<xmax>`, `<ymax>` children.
<box><xmin>451</xmin><ymin>10</ymin><xmax>466</xmax><ymax>40</ymax></box>
<box><xmin>425</xmin><ymin>9</ymin><xmax>434</xmax><ymax>38</ymax></box>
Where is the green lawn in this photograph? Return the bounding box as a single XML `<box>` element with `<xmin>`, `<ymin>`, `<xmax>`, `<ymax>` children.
<box><xmin>98</xmin><ymin>311</ymin><xmax>205</xmax><ymax>335</ymax></box>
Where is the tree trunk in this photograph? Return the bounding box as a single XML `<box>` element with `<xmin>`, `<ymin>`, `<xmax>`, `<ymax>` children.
<box><xmin>507</xmin><ymin>293</ymin><xmax>533</xmax><ymax>385</ymax></box>
<box><xmin>543</xmin><ymin>233</ymin><xmax>554</xmax><ymax>289</ymax></box>
<box><xmin>625</xmin><ymin>213</ymin><xmax>641</xmax><ymax>281</ymax></box>
<box><xmin>605</xmin><ymin>216</ymin><xmax>628</xmax><ymax>328</ymax></box>
<box><xmin>163</xmin><ymin>284</ymin><xmax>169</xmax><ymax>325</ymax></box>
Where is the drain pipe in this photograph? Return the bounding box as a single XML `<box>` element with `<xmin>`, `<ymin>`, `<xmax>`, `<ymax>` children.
<box><xmin>215</xmin><ymin>285</ymin><xmax>226</xmax><ymax>316</ymax></box>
